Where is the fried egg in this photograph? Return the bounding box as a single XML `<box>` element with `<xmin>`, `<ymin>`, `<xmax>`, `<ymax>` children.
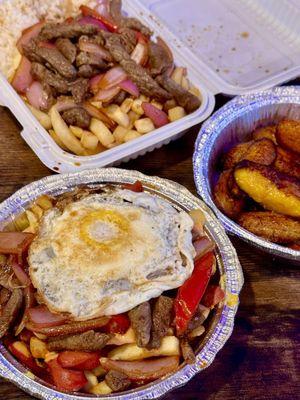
<box><xmin>28</xmin><ymin>188</ymin><xmax>195</xmax><ymax>320</ymax></box>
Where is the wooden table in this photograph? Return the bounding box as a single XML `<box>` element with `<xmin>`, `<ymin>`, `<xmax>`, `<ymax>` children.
<box><xmin>0</xmin><ymin>92</ymin><xmax>299</xmax><ymax>400</ymax></box>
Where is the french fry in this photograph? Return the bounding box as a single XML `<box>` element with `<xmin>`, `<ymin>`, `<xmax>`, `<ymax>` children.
<box><xmin>30</xmin><ymin>337</ymin><xmax>48</xmax><ymax>359</ymax></box>
<box><xmin>27</xmin><ymin>105</ymin><xmax>52</xmax><ymax>130</ymax></box>
<box><xmin>88</xmin><ymin>381</ymin><xmax>112</xmax><ymax>395</ymax></box>
<box><xmin>49</xmin><ymin>129</ymin><xmax>69</xmax><ymax>151</ymax></box>
<box><xmin>84</xmin><ymin>143</ymin><xmax>106</xmax><ymax>155</ymax></box>
<box><xmin>189</xmin><ymin>85</ymin><xmax>201</xmax><ymax>98</ymax></box>
<box><xmin>81</xmin><ymin>131</ymin><xmax>99</xmax><ymax>150</ymax></box>
<box><xmin>134</xmin><ymin>118</ymin><xmax>155</xmax><ymax>134</ymax></box>
<box><xmin>92</xmin><ymin>365</ymin><xmax>106</xmax><ymax>378</ymax></box>
<box><xmin>23</xmin><ymin>210</ymin><xmax>39</xmax><ymax>233</ymax></box>
<box><xmin>171</xmin><ymin>67</ymin><xmax>186</xmax><ymax>85</ymax></box>
<box><xmin>90</xmin><ymin>118</ymin><xmax>114</xmax><ymax>147</ymax></box>
<box><xmin>107</xmin><ymin>327</ymin><xmax>136</xmax><ymax>346</ymax></box>
<box><xmin>113</xmin><ymin>126</ymin><xmax>128</xmax><ymax>144</ymax></box>
<box><xmin>14</xmin><ymin>212</ymin><xmax>30</xmax><ymax>231</ymax></box>
<box><xmin>150</xmin><ymin>100</ymin><xmax>163</xmax><ymax>110</ymax></box>
<box><xmin>90</xmin><ymin>101</ymin><xmax>103</xmax><ymax>109</ymax></box>
<box><xmin>189</xmin><ymin>209</ymin><xmax>206</xmax><ymax>235</ymax></box>
<box><xmin>120</xmin><ymin>98</ymin><xmax>134</xmax><ymax>114</ymax></box>
<box><xmin>35</xmin><ymin>195</ymin><xmax>53</xmax><ymax>211</ymax></box>
<box><xmin>70</xmin><ymin>126</ymin><xmax>83</xmax><ymax>139</ymax></box>
<box><xmin>49</xmin><ymin>106</ymin><xmax>85</xmax><ymax>155</ymax></box>
<box><xmin>139</xmin><ymin>94</ymin><xmax>150</xmax><ymax>102</ymax></box>
<box><xmin>108</xmin><ymin>336</ymin><xmax>180</xmax><ymax>361</ymax></box>
<box><xmin>124</xmin><ymin>130</ymin><xmax>142</xmax><ymax>142</ymax></box>
<box><xmin>30</xmin><ymin>204</ymin><xmax>44</xmax><ymax>220</ymax></box>
<box><xmin>44</xmin><ymin>352</ymin><xmax>58</xmax><ymax>362</ymax></box>
<box><xmin>168</xmin><ymin>106</ymin><xmax>186</xmax><ymax>122</ymax></box>
<box><xmin>104</xmin><ymin>105</ymin><xmax>130</xmax><ymax>128</ymax></box>
<box><xmin>131</xmin><ymin>99</ymin><xmax>144</xmax><ymax>115</ymax></box>
<box><xmin>181</xmin><ymin>76</ymin><xmax>190</xmax><ymax>90</ymax></box>
<box><xmin>84</xmin><ymin>371</ymin><xmax>98</xmax><ymax>392</ymax></box>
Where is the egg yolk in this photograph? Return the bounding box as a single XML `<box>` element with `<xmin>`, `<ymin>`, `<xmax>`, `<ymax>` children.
<box><xmin>80</xmin><ymin>209</ymin><xmax>129</xmax><ymax>251</ymax></box>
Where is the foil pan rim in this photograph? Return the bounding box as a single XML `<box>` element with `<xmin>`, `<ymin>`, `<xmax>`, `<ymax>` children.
<box><xmin>0</xmin><ymin>168</ymin><xmax>243</xmax><ymax>399</ymax></box>
<box><xmin>193</xmin><ymin>86</ymin><xmax>300</xmax><ymax>262</ymax></box>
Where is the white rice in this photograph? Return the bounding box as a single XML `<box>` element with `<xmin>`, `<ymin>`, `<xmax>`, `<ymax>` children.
<box><xmin>0</xmin><ymin>0</ymin><xmax>97</xmax><ymax>78</ymax></box>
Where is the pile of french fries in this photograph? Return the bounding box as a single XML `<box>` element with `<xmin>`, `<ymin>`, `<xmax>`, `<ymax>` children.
<box><xmin>27</xmin><ymin>67</ymin><xmax>201</xmax><ymax>156</ymax></box>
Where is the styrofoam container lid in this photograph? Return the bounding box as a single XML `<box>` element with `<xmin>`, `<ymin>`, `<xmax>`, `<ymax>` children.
<box><xmin>0</xmin><ymin>0</ymin><xmax>299</xmax><ymax>172</ymax></box>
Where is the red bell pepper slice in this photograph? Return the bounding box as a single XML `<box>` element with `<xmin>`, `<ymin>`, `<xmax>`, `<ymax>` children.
<box><xmin>174</xmin><ymin>252</ymin><xmax>215</xmax><ymax>335</ymax></box>
<box><xmin>202</xmin><ymin>285</ymin><xmax>225</xmax><ymax>308</ymax></box>
<box><xmin>79</xmin><ymin>5</ymin><xmax>118</xmax><ymax>32</ymax></box>
<box><xmin>48</xmin><ymin>358</ymin><xmax>87</xmax><ymax>392</ymax></box>
<box><xmin>57</xmin><ymin>351</ymin><xmax>100</xmax><ymax>370</ymax></box>
<box><xmin>122</xmin><ymin>180</ymin><xmax>144</xmax><ymax>192</ymax></box>
<box><xmin>104</xmin><ymin>313</ymin><xmax>130</xmax><ymax>334</ymax></box>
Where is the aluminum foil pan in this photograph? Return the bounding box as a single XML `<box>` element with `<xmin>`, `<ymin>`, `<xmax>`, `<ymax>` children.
<box><xmin>0</xmin><ymin>168</ymin><xmax>243</xmax><ymax>399</ymax></box>
<box><xmin>193</xmin><ymin>85</ymin><xmax>300</xmax><ymax>264</ymax></box>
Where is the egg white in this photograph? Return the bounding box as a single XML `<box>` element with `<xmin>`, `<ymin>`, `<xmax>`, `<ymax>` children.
<box><xmin>28</xmin><ymin>189</ymin><xmax>195</xmax><ymax>320</ymax></box>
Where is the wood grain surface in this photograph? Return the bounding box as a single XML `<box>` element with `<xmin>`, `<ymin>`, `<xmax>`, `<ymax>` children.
<box><xmin>0</xmin><ymin>92</ymin><xmax>299</xmax><ymax>400</ymax></box>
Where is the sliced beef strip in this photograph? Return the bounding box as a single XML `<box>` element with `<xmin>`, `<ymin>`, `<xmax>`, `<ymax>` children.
<box><xmin>78</xmin><ymin>64</ymin><xmax>101</xmax><ymax>78</ymax></box>
<box><xmin>187</xmin><ymin>304</ymin><xmax>210</xmax><ymax>331</ymax></box>
<box><xmin>0</xmin><ymin>289</ymin><xmax>23</xmax><ymax>338</ymax></box>
<box><xmin>47</xmin><ymin>330</ymin><xmax>112</xmax><ymax>351</ymax></box>
<box><xmin>104</xmin><ymin>34</ymin><xmax>171</xmax><ymax>101</ymax></box>
<box><xmin>38</xmin><ymin>22</ymin><xmax>97</xmax><ymax>41</ymax></box>
<box><xmin>36</xmin><ymin>46</ymin><xmax>77</xmax><ymax>79</ymax></box>
<box><xmin>31</xmin><ymin>63</ymin><xmax>69</xmax><ymax>94</ymax></box>
<box><xmin>70</xmin><ymin>78</ymin><xmax>90</xmax><ymax>103</ymax></box>
<box><xmin>149</xmin><ymin>41</ymin><xmax>173</xmax><ymax>77</ymax></box>
<box><xmin>156</xmin><ymin>74</ymin><xmax>201</xmax><ymax>113</ymax></box>
<box><xmin>76</xmin><ymin>51</ymin><xmax>108</xmax><ymax>70</ymax></box>
<box><xmin>110</xmin><ymin>90</ymin><xmax>127</xmax><ymax>106</ymax></box>
<box><xmin>148</xmin><ymin>296</ymin><xmax>173</xmax><ymax>349</ymax></box>
<box><xmin>0</xmin><ymin>263</ymin><xmax>19</xmax><ymax>290</ymax></box>
<box><xmin>128</xmin><ymin>301</ymin><xmax>152</xmax><ymax>348</ymax></box>
<box><xmin>41</xmin><ymin>82</ymin><xmax>56</xmax><ymax>111</ymax></box>
<box><xmin>118</xmin><ymin>27</ymin><xmax>137</xmax><ymax>54</ymax></box>
<box><xmin>180</xmin><ymin>337</ymin><xmax>196</xmax><ymax>364</ymax></box>
<box><xmin>0</xmin><ymin>287</ymin><xmax>10</xmax><ymax>307</ymax></box>
<box><xmin>55</xmin><ymin>38</ymin><xmax>77</xmax><ymax>64</ymax></box>
<box><xmin>105</xmin><ymin>370</ymin><xmax>131</xmax><ymax>392</ymax></box>
<box><xmin>62</xmin><ymin>108</ymin><xmax>91</xmax><ymax>129</ymax></box>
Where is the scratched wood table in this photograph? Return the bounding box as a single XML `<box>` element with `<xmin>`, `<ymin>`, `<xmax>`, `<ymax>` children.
<box><xmin>0</xmin><ymin>91</ymin><xmax>299</xmax><ymax>400</ymax></box>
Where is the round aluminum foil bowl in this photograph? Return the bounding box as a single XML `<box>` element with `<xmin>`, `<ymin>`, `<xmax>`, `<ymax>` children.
<box><xmin>193</xmin><ymin>86</ymin><xmax>300</xmax><ymax>264</ymax></box>
<box><xmin>0</xmin><ymin>168</ymin><xmax>243</xmax><ymax>399</ymax></box>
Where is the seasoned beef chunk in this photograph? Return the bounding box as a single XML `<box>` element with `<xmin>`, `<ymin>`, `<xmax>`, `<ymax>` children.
<box><xmin>0</xmin><ymin>287</ymin><xmax>10</xmax><ymax>307</ymax></box>
<box><xmin>149</xmin><ymin>41</ymin><xmax>173</xmax><ymax>77</ymax></box>
<box><xmin>56</xmin><ymin>38</ymin><xmax>77</xmax><ymax>64</ymax></box>
<box><xmin>0</xmin><ymin>289</ymin><xmax>23</xmax><ymax>338</ymax></box>
<box><xmin>47</xmin><ymin>330</ymin><xmax>112</xmax><ymax>351</ymax></box>
<box><xmin>148</xmin><ymin>296</ymin><xmax>173</xmax><ymax>349</ymax></box>
<box><xmin>104</xmin><ymin>34</ymin><xmax>171</xmax><ymax>101</ymax></box>
<box><xmin>76</xmin><ymin>51</ymin><xmax>108</xmax><ymax>70</ymax></box>
<box><xmin>129</xmin><ymin>302</ymin><xmax>152</xmax><ymax>347</ymax></box>
<box><xmin>105</xmin><ymin>370</ymin><xmax>131</xmax><ymax>392</ymax></box>
<box><xmin>0</xmin><ymin>263</ymin><xmax>19</xmax><ymax>289</ymax></box>
<box><xmin>156</xmin><ymin>74</ymin><xmax>201</xmax><ymax>113</ymax></box>
<box><xmin>41</xmin><ymin>82</ymin><xmax>55</xmax><ymax>111</ymax></box>
<box><xmin>111</xmin><ymin>90</ymin><xmax>127</xmax><ymax>105</ymax></box>
<box><xmin>187</xmin><ymin>304</ymin><xmax>209</xmax><ymax>331</ymax></box>
<box><xmin>180</xmin><ymin>337</ymin><xmax>196</xmax><ymax>364</ymax></box>
<box><xmin>38</xmin><ymin>22</ymin><xmax>97</xmax><ymax>41</ymax></box>
<box><xmin>31</xmin><ymin>63</ymin><xmax>69</xmax><ymax>93</ymax></box>
<box><xmin>62</xmin><ymin>107</ymin><xmax>91</xmax><ymax>129</ymax></box>
<box><xmin>70</xmin><ymin>78</ymin><xmax>90</xmax><ymax>103</ymax></box>
<box><xmin>118</xmin><ymin>27</ymin><xmax>137</xmax><ymax>54</ymax></box>
<box><xmin>78</xmin><ymin>64</ymin><xmax>100</xmax><ymax>78</ymax></box>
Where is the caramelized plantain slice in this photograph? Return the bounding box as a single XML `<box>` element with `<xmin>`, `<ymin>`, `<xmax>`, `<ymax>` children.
<box><xmin>214</xmin><ymin>170</ymin><xmax>245</xmax><ymax>219</ymax></box>
<box><xmin>234</xmin><ymin>161</ymin><xmax>300</xmax><ymax>217</ymax></box>
<box><xmin>274</xmin><ymin>146</ymin><xmax>300</xmax><ymax>179</ymax></box>
<box><xmin>252</xmin><ymin>125</ymin><xmax>277</xmax><ymax>143</ymax></box>
<box><xmin>276</xmin><ymin>120</ymin><xmax>300</xmax><ymax>155</ymax></box>
<box><xmin>238</xmin><ymin>211</ymin><xmax>300</xmax><ymax>244</ymax></box>
<box><xmin>223</xmin><ymin>141</ymin><xmax>253</xmax><ymax>169</ymax></box>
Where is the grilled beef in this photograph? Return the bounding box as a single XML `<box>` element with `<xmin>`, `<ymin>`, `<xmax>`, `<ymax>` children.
<box><xmin>62</xmin><ymin>108</ymin><xmax>91</xmax><ymax>129</ymax></box>
<box><xmin>128</xmin><ymin>302</ymin><xmax>152</xmax><ymax>348</ymax></box>
<box><xmin>70</xmin><ymin>78</ymin><xmax>90</xmax><ymax>103</ymax></box>
<box><xmin>47</xmin><ymin>330</ymin><xmax>112</xmax><ymax>351</ymax></box>
<box><xmin>156</xmin><ymin>74</ymin><xmax>201</xmax><ymax>113</ymax></box>
<box><xmin>0</xmin><ymin>287</ymin><xmax>10</xmax><ymax>308</ymax></box>
<box><xmin>78</xmin><ymin>64</ymin><xmax>101</xmax><ymax>78</ymax></box>
<box><xmin>105</xmin><ymin>370</ymin><xmax>131</xmax><ymax>391</ymax></box>
<box><xmin>31</xmin><ymin>63</ymin><xmax>69</xmax><ymax>94</ymax></box>
<box><xmin>56</xmin><ymin>38</ymin><xmax>77</xmax><ymax>64</ymax></box>
<box><xmin>149</xmin><ymin>41</ymin><xmax>173</xmax><ymax>77</ymax></box>
<box><xmin>180</xmin><ymin>337</ymin><xmax>196</xmax><ymax>364</ymax></box>
<box><xmin>148</xmin><ymin>296</ymin><xmax>173</xmax><ymax>349</ymax></box>
<box><xmin>76</xmin><ymin>51</ymin><xmax>108</xmax><ymax>70</ymax></box>
<box><xmin>118</xmin><ymin>27</ymin><xmax>137</xmax><ymax>54</ymax></box>
<box><xmin>0</xmin><ymin>289</ymin><xmax>23</xmax><ymax>338</ymax></box>
<box><xmin>38</xmin><ymin>22</ymin><xmax>97</xmax><ymax>41</ymax></box>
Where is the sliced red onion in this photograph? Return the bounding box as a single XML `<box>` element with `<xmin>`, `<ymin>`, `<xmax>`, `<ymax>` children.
<box><xmin>89</xmin><ymin>73</ymin><xmax>104</xmax><ymax>94</ymax></box>
<box><xmin>94</xmin><ymin>86</ymin><xmax>120</xmax><ymax>101</ymax></box>
<box><xmin>11</xmin><ymin>262</ymin><xmax>30</xmax><ymax>286</ymax></box>
<box><xmin>16</xmin><ymin>21</ymin><xmax>45</xmax><ymax>53</ymax></box>
<box><xmin>142</xmin><ymin>102</ymin><xmax>169</xmax><ymax>128</ymax></box>
<box><xmin>94</xmin><ymin>0</ymin><xmax>111</xmax><ymax>20</ymax></box>
<box><xmin>27</xmin><ymin>305</ymin><xmax>68</xmax><ymax>328</ymax></box>
<box><xmin>55</xmin><ymin>98</ymin><xmax>78</xmax><ymax>112</ymax></box>
<box><xmin>99</xmin><ymin>66</ymin><xmax>127</xmax><ymax>90</ymax></box>
<box><xmin>193</xmin><ymin>237</ymin><xmax>215</xmax><ymax>260</ymax></box>
<box><xmin>83</xmin><ymin>102</ymin><xmax>116</xmax><ymax>130</ymax></box>
<box><xmin>78</xmin><ymin>40</ymin><xmax>111</xmax><ymax>60</ymax></box>
<box><xmin>26</xmin><ymin>81</ymin><xmax>48</xmax><ymax>110</ymax></box>
<box><xmin>78</xmin><ymin>16</ymin><xmax>108</xmax><ymax>31</ymax></box>
<box><xmin>11</xmin><ymin>56</ymin><xmax>33</xmax><ymax>94</ymax></box>
<box><xmin>119</xmin><ymin>79</ymin><xmax>139</xmax><ymax>97</ymax></box>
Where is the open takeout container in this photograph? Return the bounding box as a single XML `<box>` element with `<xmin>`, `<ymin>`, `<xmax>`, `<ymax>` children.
<box><xmin>193</xmin><ymin>86</ymin><xmax>300</xmax><ymax>263</ymax></box>
<box><xmin>0</xmin><ymin>0</ymin><xmax>300</xmax><ymax>172</ymax></box>
<box><xmin>0</xmin><ymin>168</ymin><xmax>243</xmax><ymax>399</ymax></box>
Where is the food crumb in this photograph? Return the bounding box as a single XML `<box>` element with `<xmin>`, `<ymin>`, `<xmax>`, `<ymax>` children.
<box><xmin>74</xmin><ymin>162</ymin><xmax>81</xmax><ymax>166</ymax></box>
<box><xmin>53</xmin><ymin>167</ymin><xmax>59</xmax><ymax>171</ymax></box>
<box><xmin>231</xmin><ymin>47</ymin><xmax>236</xmax><ymax>51</ymax></box>
<box><xmin>241</xmin><ymin>31</ymin><xmax>249</xmax><ymax>38</ymax></box>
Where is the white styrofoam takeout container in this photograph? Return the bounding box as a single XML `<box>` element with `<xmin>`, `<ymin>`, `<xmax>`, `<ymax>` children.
<box><xmin>0</xmin><ymin>0</ymin><xmax>299</xmax><ymax>172</ymax></box>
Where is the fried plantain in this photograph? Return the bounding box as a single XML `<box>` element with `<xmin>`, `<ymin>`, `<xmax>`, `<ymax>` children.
<box><xmin>234</xmin><ymin>161</ymin><xmax>300</xmax><ymax>218</ymax></box>
<box><xmin>252</xmin><ymin>125</ymin><xmax>277</xmax><ymax>143</ymax></box>
<box><xmin>274</xmin><ymin>146</ymin><xmax>300</xmax><ymax>179</ymax></box>
<box><xmin>214</xmin><ymin>170</ymin><xmax>245</xmax><ymax>219</ymax></box>
<box><xmin>223</xmin><ymin>138</ymin><xmax>276</xmax><ymax>169</ymax></box>
<box><xmin>276</xmin><ymin>119</ymin><xmax>300</xmax><ymax>155</ymax></box>
<box><xmin>238</xmin><ymin>211</ymin><xmax>300</xmax><ymax>244</ymax></box>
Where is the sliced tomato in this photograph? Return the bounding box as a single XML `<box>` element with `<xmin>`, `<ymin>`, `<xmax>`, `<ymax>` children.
<box><xmin>202</xmin><ymin>285</ymin><xmax>225</xmax><ymax>308</ymax></box>
<box><xmin>79</xmin><ymin>5</ymin><xmax>118</xmax><ymax>32</ymax></box>
<box><xmin>104</xmin><ymin>314</ymin><xmax>130</xmax><ymax>334</ymax></box>
<box><xmin>58</xmin><ymin>351</ymin><xmax>100</xmax><ymax>370</ymax></box>
<box><xmin>48</xmin><ymin>358</ymin><xmax>87</xmax><ymax>392</ymax></box>
<box><xmin>9</xmin><ymin>342</ymin><xmax>45</xmax><ymax>376</ymax></box>
<box><xmin>122</xmin><ymin>181</ymin><xmax>144</xmax><ymax>192</ymax></box>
